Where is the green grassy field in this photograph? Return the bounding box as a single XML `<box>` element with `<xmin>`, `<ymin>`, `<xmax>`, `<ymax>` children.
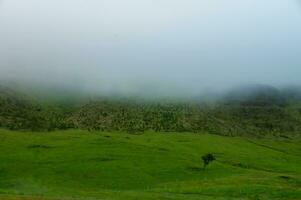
<box><xmin>0</xmin><ymin>129</ymin><xmax>300</xmax><ymax>200</ymax></box>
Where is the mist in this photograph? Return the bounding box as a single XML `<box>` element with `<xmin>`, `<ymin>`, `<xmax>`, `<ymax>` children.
<box><xmin>0</xmin><ymin>0</ymin><xmax>301</xmax><ymax>97</ymax></box>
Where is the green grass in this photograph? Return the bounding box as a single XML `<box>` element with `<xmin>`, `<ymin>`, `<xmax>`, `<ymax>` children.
<box><xmin>0</xmin><ymin>129</ymin><xmax>300</xmax><ymax>200</ymax></box>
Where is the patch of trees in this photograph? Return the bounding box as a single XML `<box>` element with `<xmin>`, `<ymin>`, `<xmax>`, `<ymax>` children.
<box><xmin>68</xmin><ymin>100</ymin><xmax>301</xmax><ymax>136</ymax></box>
<box><xmin>1</xmin><ymin>86</ymin><xmax>301</xmax><ymax>136</ymax></box>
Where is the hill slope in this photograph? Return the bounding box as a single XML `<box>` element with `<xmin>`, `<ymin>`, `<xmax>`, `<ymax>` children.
<box><xmin>0</xmin><ymin>129</ymin><xmax>300</xmax><ymax>200</ymax></box>
<box><xmin>1</xmin><ymin>84</ymin><xmax>301</xmax><ymax>136</ymax></box>
<box><xmin>0</xmin><ymin>85</ymin><xmax>71</xmax><ymax>131</ymax></box>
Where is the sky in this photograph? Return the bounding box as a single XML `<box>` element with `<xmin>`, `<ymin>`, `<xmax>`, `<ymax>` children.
<box><xmin>0</xmin><ymin>0</ymin><xmax>301</xmax><ymax>96</ymax></box>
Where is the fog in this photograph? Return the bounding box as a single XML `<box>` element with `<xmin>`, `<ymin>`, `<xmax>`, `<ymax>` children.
<box><xmin>0</xmin><ymin>0</ymin><xmax>301</xmax><ymax>97</ymax></box>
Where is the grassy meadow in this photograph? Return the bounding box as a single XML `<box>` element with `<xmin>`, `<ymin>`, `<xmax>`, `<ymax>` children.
<box><xmin>0</xmin><ymin>129</ymin><xmax>300</xmax><ymax>200</ymax></box>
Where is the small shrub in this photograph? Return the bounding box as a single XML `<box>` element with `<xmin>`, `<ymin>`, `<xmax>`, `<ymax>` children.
<box><xmin>202</xmin><ymin>153</ymin><xmax>216</xmax><ymax>169</ymax></box>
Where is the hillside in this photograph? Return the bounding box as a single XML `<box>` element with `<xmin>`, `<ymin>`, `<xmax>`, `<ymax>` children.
<box><xmin>0</xmin><ymin>129</ymin><xmax>300</xmax><ymax>200</ymax></box>
<box><xmin>1</xmin><ymin>85</ymin><xmax>301</xmax><ymax>136</ymax></box>
<box><xmin>0</xmin><ymin>85</ymin><xmax>71</xmax><ymax>131</ymax></box>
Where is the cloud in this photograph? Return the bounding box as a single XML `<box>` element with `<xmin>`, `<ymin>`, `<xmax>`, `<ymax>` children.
<box><xmin>0</xmin><ymin>0</ymin><xmax>301</xmax><ymax>96</ymax></box>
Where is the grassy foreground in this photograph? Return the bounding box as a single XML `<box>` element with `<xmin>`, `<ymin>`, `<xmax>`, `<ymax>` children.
<box><xmin>0</xmin><ymin>130</ymin><xmax>300</xmax><ymax>200</ymax></box>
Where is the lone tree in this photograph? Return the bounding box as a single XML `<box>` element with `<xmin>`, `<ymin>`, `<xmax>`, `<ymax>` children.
<box><xmin>202</xmin><ymin>153</ymin><xmax>215</xmax><ymax>169</ymax></box>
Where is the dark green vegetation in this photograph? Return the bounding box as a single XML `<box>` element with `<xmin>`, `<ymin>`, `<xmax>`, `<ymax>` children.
<box><xmin>0</xmin><ymin>130</ymin><xmax>300</xmax><ymax>200</ymax></box>
<box><xmin>1</xmin><ymin>84</ymin><xmax>301</xmax><ymax>137</ymax></box>
<box><xmin>202</xmin><ymin>153</ymin><xmax>216</xmax><ymax>169</ymax></box>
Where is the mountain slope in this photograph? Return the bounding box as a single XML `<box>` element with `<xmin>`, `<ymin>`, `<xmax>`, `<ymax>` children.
<box><xmin>0</xmin><ymin>85</ymin><xmax>70</xmax><ymax>131</ymax></box>
<box><xmin>1</xmin><ymin>84</ymin><xmax>301</xmax><ymax>136</ymax></box>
